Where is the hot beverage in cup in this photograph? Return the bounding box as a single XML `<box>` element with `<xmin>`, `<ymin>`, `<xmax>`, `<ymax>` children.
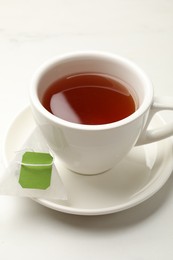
<box><xmin>42</xmin><ymin>73</ymin><xmax>137</xmax><ymax>125</ymax></box>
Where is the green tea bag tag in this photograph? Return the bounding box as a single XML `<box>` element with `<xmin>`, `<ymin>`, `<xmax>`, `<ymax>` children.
<box><xmin>19</xmin><ymin>152</ymin><xmax>53</xmax><ymax>190</ymax></box>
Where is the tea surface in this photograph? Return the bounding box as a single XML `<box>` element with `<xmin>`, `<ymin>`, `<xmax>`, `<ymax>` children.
<box><xmin>42</xmin><ymin>73</ymin><xmax>136</xmax><ymax>125</ymax></box>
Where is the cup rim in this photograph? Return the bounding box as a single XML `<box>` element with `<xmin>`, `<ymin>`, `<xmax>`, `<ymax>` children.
<box><xmin>30</xmin><ymin>51</ymin><xmax>153</xmax><ymax>130</ymax></box>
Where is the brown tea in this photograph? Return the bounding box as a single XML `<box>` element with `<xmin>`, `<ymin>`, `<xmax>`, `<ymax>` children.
<box><xmin>42</xmin><ymin>73</ymin><xmax>136</xmax><ymax>125</ymax></box>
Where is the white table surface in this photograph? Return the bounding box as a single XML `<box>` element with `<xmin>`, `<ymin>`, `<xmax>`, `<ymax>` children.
<box><xmin>1</xmin><ymin>0</ymin><xmax>173</xmax><ymax>259</ymax></box>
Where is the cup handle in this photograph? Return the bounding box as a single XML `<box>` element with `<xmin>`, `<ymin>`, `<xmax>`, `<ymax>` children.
<box><xmin>136</xmin><ymin>96</ymin><xmax>173</xmax><ymax>145</ymax></box>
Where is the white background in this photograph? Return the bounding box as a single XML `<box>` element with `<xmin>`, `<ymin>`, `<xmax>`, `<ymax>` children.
<box><xmin>0</xmin><ymin>0</ymin><xmax>173</xmax><ymax>259</ymax></box>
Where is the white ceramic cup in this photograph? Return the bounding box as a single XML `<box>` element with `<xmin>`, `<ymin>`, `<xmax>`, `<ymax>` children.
<box><xmin>30</xmin><ymin>51</ymin><xmax>173</xmax><ymax>175</ymax></box>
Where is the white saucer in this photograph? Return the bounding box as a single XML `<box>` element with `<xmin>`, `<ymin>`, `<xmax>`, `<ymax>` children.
<box><xmin>3</xmin><ymin>107</ymin><xmax>173</xmax><ymax>215</ymax></box>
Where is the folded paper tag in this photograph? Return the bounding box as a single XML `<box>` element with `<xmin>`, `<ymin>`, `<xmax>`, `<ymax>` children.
<box><xmin>0</xmin><ymin>128</ymin><xmax>68</xmax><ymax>200</ymax></box>
<box><xmin>19</xmin><ymin>152</ymin><xmax>53</xmax><ymax>190</ymax></box>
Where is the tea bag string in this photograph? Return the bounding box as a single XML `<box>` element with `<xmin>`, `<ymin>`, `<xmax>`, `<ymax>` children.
<box><xmin>14</xmin><ymin>148</ymin><xmax>54</xmax><ymax>167</ymax></box>
<box><xmin>16</xmin><ymin>161</ymin><xmax>54</xmax><ymax>167</ymax></box>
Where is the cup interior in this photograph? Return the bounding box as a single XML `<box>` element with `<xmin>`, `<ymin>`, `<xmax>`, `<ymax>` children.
<box><xmin>31</xmin><ymin>52</ymin><xmax>153</xmax><ymax>127</ymax></box>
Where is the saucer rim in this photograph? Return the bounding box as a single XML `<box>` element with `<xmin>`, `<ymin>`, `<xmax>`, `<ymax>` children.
<box><xmin>3</xmin><ymin>106</ymin><xmax>173</xmax><ymax>216</ymax></box>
